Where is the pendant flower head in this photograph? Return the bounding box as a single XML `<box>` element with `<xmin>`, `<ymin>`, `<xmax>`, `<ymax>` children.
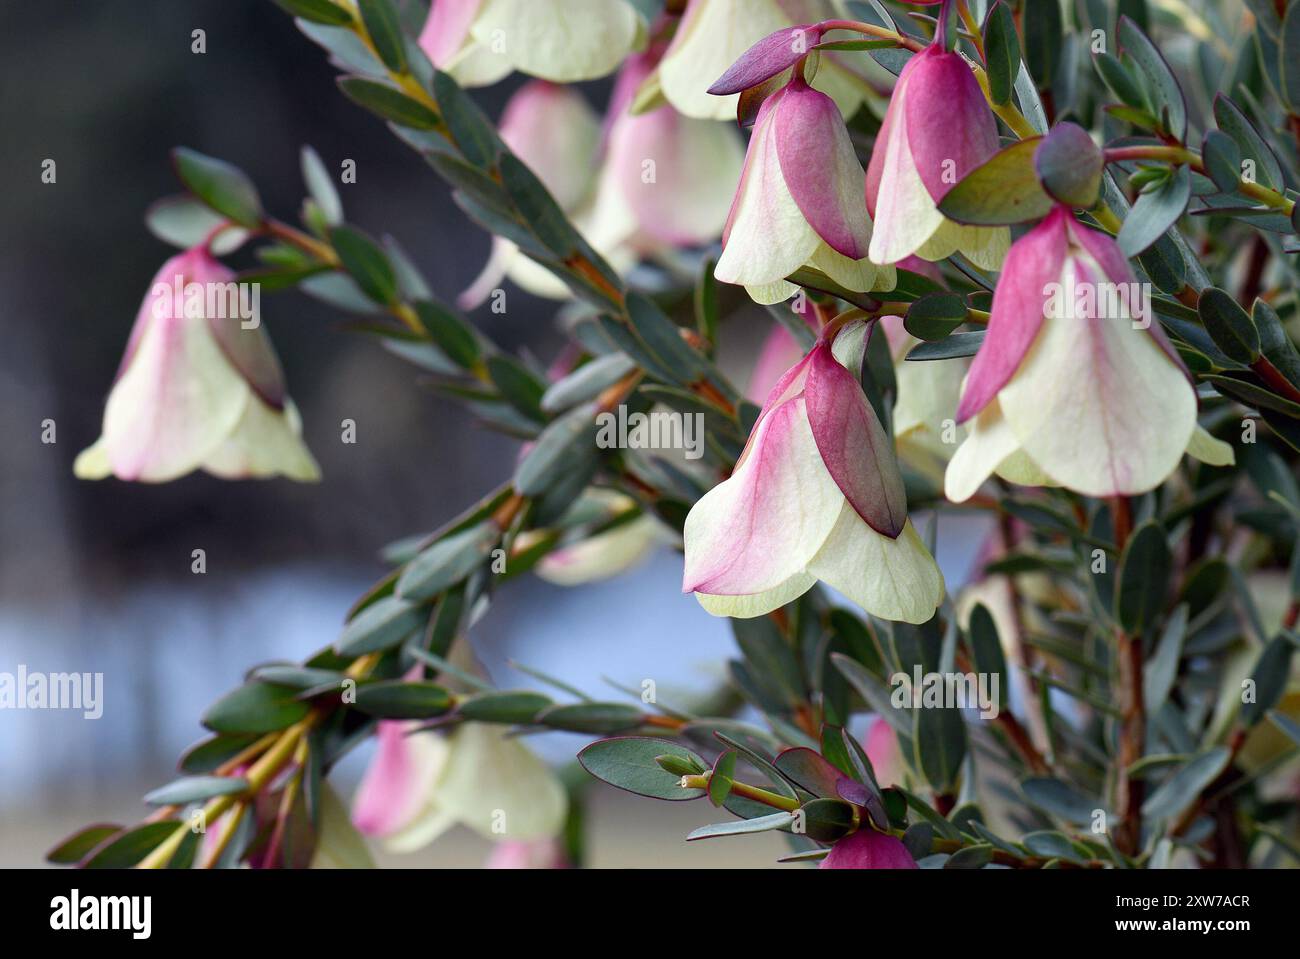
<box><xmin>715</xmin><ymin>77</ymin><xmax>894</xmax><ymax>305</ymax></box>
<box><xmin>683</xmin><ymin>321</ymin><xmax>944</xmax><ymax>623</ymax></box>
<box><xmin>418</xmin><ymin>0</ymin><xmax>644</xmax><ymax>87</ymax></box>
<box><xmin>945</xmin><ymin>207</ymin><xmax>1234</xmax><ymax>502</ymax></box>
<box><xmin>866</xmin><ymin>44</ymin><xmax>1010</xmax><ymax>270</ymax></box>
<box><xmin>74</xmin><ymin>247</ymin><xmax>319</xmax><ymax>483</ymax></box>
<box><xmin>820</xmin><ymin>827</ymin><xmax>918</xmax><ymax>869</ymax></box>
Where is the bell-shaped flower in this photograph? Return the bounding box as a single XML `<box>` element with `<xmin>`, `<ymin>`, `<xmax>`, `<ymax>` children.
<box><xmin>945</xmin><ymin>207</ymin><xmax>1234</xmax><ymax>502</ymax></box>
<box><xmin>74</xmin><ymin>247</ymin><xmax>319</xmax><ymax>483</ymax></box>
<box><xmin>418</xmin><ymin>0</ymin><xmax>644</xmax><ymax>87</ymax></box>
<box><xmin>352</xmin><ymin>719</ymin><xmax>567</xmax><ymax>852</ymax></box>
<box><xmin>866</xmin><ymin>45</ymin><xmax>1010</xmax><ymax>270</ymax></box>
<box><xmin>532</xmin><ymin>491</ymin><xmax>663</xmax><ymax>586</ymax></box>
<box><xmin>683</xmin><ymin>321</ymin><xmax>943</xmax><ymax>622</ymax></box>
<box><xmin>715</xmin><ymin>77</ymin><xmax>894</xmax><ymax>305</ymax></box>
<box><xmin>820</xmin><ymin>827</ymin><xmax>917</xmax><ymax>869</ymax></box>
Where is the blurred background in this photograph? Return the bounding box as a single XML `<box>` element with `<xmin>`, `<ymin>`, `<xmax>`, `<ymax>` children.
<box><xmin>0</xmin><ymin>0</ymin><xmax>988</xmax><ymax>867</ymax></box>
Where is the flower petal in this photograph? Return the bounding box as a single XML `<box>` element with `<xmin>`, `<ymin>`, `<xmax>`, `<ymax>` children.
<box><xmin>471</xmin><ymin>0</ymin><xmax>642</xmax><ymax>83</ymax></box>
<box><xmin>202</xmin><ymin>397</ymin><xmax>321</xmax><ymax>482</ymax></box>
<box><xmin>696</xmin><ymin>572</ymin><xmax>817</xmax><ymax>618</ymax></box>
<box><xmin>807</xmin><ymin>512</ymin><xmax>944</xmax><ymax>623</ymax></box>
<box><xmin>352</xmin><ymin>722</ymin><xmax>448</xmax><ymax>839</ymax></box>
<box><xmin>902</xmin><ymin>48</ymin><xmax>1001</xmax><ymax>203</ymax></box>
<box><xmin>956</xmin><ymin>207</ymin><xmax>1069</xmax><ymax>423</ymax></box>
<box><xmin>944</xmin><ymin>398</ymin><xmax>1022</xmax><ymax>502</ymax></box>
<box><xmin>709</xmin><ymin>24</ymin><xmax>822</xmax><ymax>95</ymax></box>
<box><xmin>1186</xmin><ymin>425</ymin><xmax>1235</xmax><ymax>466</ymax></box>
<box><xmin>820</xmin><ymin>828</ymin><xmax>918</xmax><ymax>869</ymax></box>
<box><xmin>805</xmin><ymin>341</ymin><xmax>907</xmax><ymax>537</ymax></box>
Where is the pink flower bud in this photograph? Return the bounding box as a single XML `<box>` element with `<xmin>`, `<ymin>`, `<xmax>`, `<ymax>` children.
<box><xmin>866</xmin><ymin>45</ymin><xmax>1010</xmax><ymax>270</ymax></box>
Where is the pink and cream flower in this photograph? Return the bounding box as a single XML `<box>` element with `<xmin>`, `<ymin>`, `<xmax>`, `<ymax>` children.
<box><xmin>714</xmin><ymin>77</ymin><xmax>894</xmax><ymax>305</ymax></box>
<box><xmin>74</xmin><ymin>247</ymin><xmax>319</xmax><ymax>483</ymax></box>
<box><xmin>418</xmin><ymin>0</ymin><xmax>645</xmax><ymax>87</ymax></box>
<box><xmin>682</xmin><ymin>321</ymin><xmax>943</xmax><ymax>622</ymax></box>
<box><xmin>866</xmin><ymin>45</ymin><xmax>1010</xmax><ymax>270</ymax></box>
<box><xmin>945</xmin><ymin>207</ymin><xmax>1233</xmax><ymax>502</ymax></box>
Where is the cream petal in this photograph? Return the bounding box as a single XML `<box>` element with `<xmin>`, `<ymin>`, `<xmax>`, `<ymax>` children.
<box><xmin>1187</xmin><ymin>425</ymin><xmax>1235</xmax><ymax>467</ymax></box>
<box><xmin>696</xmin><ymin>572</ymin><xmax>817</xmax><ymax>618</ymax></box>
<box><xmin>807</xmin><ymin>513</ymin><xmax>944</xmax><ymax>624</ymax></box>
<box><xmin>944</xmin><ymin>399</ymin><xmax>1021</xmax><ymax>503</ymax></box>
<box><xmin>202</xmin><ymin>397</ymin><xmax>321</xmax><ymax>482</ymax></box>
<box><xmin>72</xmin><ymin>439</ymin><xmax>112</xmax><ymax>480</ymax></box>
<box><xmin>867</xmin><ymin>118</ymin><xmax>945</xmax><ymax>265</ymax></box>
<box><xmin>914</xmin><ymin>219</ymin><xmax>1010</xmax><ymax>271</ymax></box>
<box><xmin>432</xmin><ymin>723</ymin><xmax>568</xmax><ymax>841</ymax></box>
<box><xmin>660</xmin><ymin>0</ymin><xmax>794</xmax><ymax>120</ymax></box>
<box><xmin>745</xmin><ymin>279</ymin><xmax>800</xmax><ymax>305</ymax></box>
<box><xmin>998</xmin><ymin>260</ymin><xmax>1197</xmax><ymax>497</ymax></box>
<box><xmin>98</xmin><ymin>314</ymin><xmax>250</xmax><ymax>483</ymax></box>
<box><xmin>682</xmin><ymin>395</ymin><xmax>844</xmax><ymax>596</ymax></box>
<box><xmin>715</xmin><ymin>96</ymin><xmax>821</xmax><ymax>288</ymax></box>
<box><xmin>472</xmin><ymin>0</ymin><xmax>641</xmax><ymax>83</ymax></box>
<box><xmin>536</xmin><ymin>516</ymin><xmax>660</xmax><ymax>586</ymax></box>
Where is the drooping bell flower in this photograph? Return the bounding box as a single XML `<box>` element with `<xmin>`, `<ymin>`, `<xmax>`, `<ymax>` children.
<box><xmin>580</xmin><ymin>45</ymin><xmax>745</xmax><ymax>257</ymax></box>
<box><xmin>418</xmin><ymin>0</ymin><xmax>644</xmax><ymax>87</ymax></box>
<box><xmin>945</xmin><ymin>206</ymin><xmax>1234</xmax><ymax>502</ymax></box>
<box><xmin>682</xmin><ymin>321</ymin><xmax>943</xmax><ymax>622</ymax></box>
<box><xmin>820</xmin><ymin>827</ymin><xmax>918</xmax><ymax>869</ymax></box>
<box><xmin>352</xmin><ymin>720</ymin><xmax>567</xmax><ymax>851</ymax></box>
<box><xmin>866</xmin><ymin>44</ymin><xmax>1010</xmax><ymax>270</ymax></box>
<box><xmin>74</xmin><ymin>247</ymin><xmax>319</xmax><ymax>483</ymax></box>
<box><xmin>715</xmin><ymin>77</ymin><xmax>895</xmax><ymax>305</ymax></box>
<box><xmin>533</xmin><ymin>491</ymin><xmax>663</xmax><ymax>586</ymax></box>
<box><xmin>460</xmin><ymin>81</ymin><xmax>602</xmax><ymax>307</ymax></box>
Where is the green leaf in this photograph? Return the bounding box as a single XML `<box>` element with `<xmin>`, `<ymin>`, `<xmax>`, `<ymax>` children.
<box><xmin>1022</xmin><ymin>831</ymin><xmax>1086</xmax><ymax>862</ymax></box>
<box><xmin>708</xmin><ymin>750</ymin><xmax>737</xmax><ymax>807</ymax></box>
<box><xmin>178</xmin><ymin>733</ymin><xmax>261</xmax><ymax>773</ymax></box>
<box><xmin>432</xmin><ymin>71</ymin><xmax>500</xmax><ymax>169</ymax></box>
<box><xmin>1117</xmin><ymin>165</ymin><xmax>1190</xmax><ymax>258</ymax></box>
<box><xmin>538</xmin><ymin>701</ymin><xmax>644</xmax><ymax>734</ymax></box>
<box><xmin>301</xmin><ymin>145</ymin><xmax>342</xmax><ymax>226</ymax></box>
<box><xmin>353</xmin><ymin>680</ymin><xmax>452</xmax><ymax>719</ymax></box>
<box><xmin>913</xmin><ymin>694</ymin><xmax>966</xmax><ymax>792</ymax></box>
<box><xmin>687</xmin><ymin>812</ymin><xmax>794</xmax><ymax>841</ymax></box>
<box><xmin>904</xmin><ymin>292</ymin><xmax>968</xmax><ymax>341</ymax></box>
<box><xmin>1241</xmin><ymin>636</ymin><xmax>1296</xmax><ymax>726</ymax></box>
<box><xmin>578</xmin><ymin>737</ymin><xmax>708</xmax><ymax>801</ymax></box>
<box><xmin>145</xmin><ymin>195</ymin><xmax>249</xmax><ymax>254</ymax></box>
<box><xmin>46</xmin><ymin>824</ymin><xmax>123</xmax><ymax>865</ymax></box>
<box><xmin>800</xmin><ymin>798</ymin><xmax>857</xmax><ymax>842</ymax></box>
<box><xmin>906</xmin><ymin>330</ymin><xmax>985</xmax><ymax>361</ymax></box>
<box><xmin>1197</xmin><ymin>287</ymin><xmax>1260</xmax><ymax>364</ymax></box>
<box><xmin>330</xmin><ymin>225</ymin><xmax>398</xmax><ymax>306</ymax></box>
<box><xmin>1200</xmin><ymin>130</ymin><xmax>1242</xmax><ymax>194</ymax></box>
<box><xmin>1141</xmin><ymin>747</ymin><xmax>1231</xmax><ymax>821</ymax></box>
<box><xmin>1253</xmin><ymin>299</ymin><xmax>1300</xmax><ymax>387</ymax></box>
<box><xmin>1020</xmin><ymin>777</ymin><xmax>1100</xmax><ymax>824</ymax></box>
<box><xmin>1022</xmin><ymin>0</ymin><xmax>1061</xmax><ymax>87</ymax></box>
<box><xmin>967</xmin><ymin>604</ymin><xmax>1008</xmax><ymax>711</ymax></box>
<box><xmin>1034</xmin><ymin>122</ymin><xmax>1102</xmax><ymax>208</ymax></box>
<box><xmin>337</xmin><ymin>76</ymin><xmax>441</xmax><ymax>130</ymax></box>
<box><xmin>1267</xmin><ymin>710</ymin><xmax>1300</xmax><ymax>746</ymax></box>
<box><xmin>1115</xmin><ymin>521</ymin><xmax>1171</xmax><ymax>634</ymax></box>
<box><xmin>945</xmin><ymin>843</ymin><xmax>993</xmax><ymax>869</ymax></box>
<box><xmin>1094</xmin><ymin>53</ymin><xmax>1147</xmax><ymax>110</ymax></box>
<box><xmin>82</xmin><ymin>823</ymin><xmax>182</xmax><ymax>869</ymax></box>
<box><xmin>514</xmin><ymin>402</ymin><xmax>599</xmax><ymax>496</ymax></box>
<box><xmin>356</xmin><ymin>0</ymin><xmax>406</xmax><ymax>72</ymax></box>
<box><xmin>982</xmin><ymin>1</ymin><xmax>1020</xmax><ymax>105</ymax></box>
<box><xmin>272</xmin><ymin>0</ymin><xmax>353</xmax><ymax>24</ymax></box>
<box><xmin>456</xmin><ymin>690</ymin><xmax>552</xmax><ymax>724</ymax></box>
<box><xmin>1118</xmin><ymin>16</ymin><xmax>1186</xmax><ymax>140</ymax></box>
<box><xmin>938</xmin><ymin>139</ymin><xmax>1054</xmax><ymax>226</ymax></box>
<box><xmin>1213</xmin><ymin>95</ymin><xmax>1283</xmax><ymax>192</ymax></box>
<box><xmin>397</xmin><ymin>522</ymin><xmax>498</xmax><ymax>602</ymax></box>
<box><xmin>336</xmin><ymin>594</ymin><xmax>427</xmax><ymax>656</ymax></box>
<box><xmin>1281</xmin><ymin>2</ymin><xmax>1300</xmax><ymax>110</ymax></box>
<box><xmin>541</xmin><ymin>354</ymin><xmax>636</xmax><ymax>414</ymax></box>
<box><xmin>171</xmin><ymin>148</ymin><xmax>262</xmax><ymax>228</ymax></box>
<box><xmin>1144</xmin><ymin>604</ymin><xmax>1188</xmax><ymax>713</ymax></box>
<box><xmin>143</xmin><ymin>776</ymin><xmax>250</xmax><ymax>806</ymax></box>
<box><xmin>203</xmin><ymin>682</ymin><xmax>311</xmax><ymax>734</ymax></box>
<box><xmin>412</xmin><ymin>300</ymin><xmax>481</xmax><ymax>370</ymax></box>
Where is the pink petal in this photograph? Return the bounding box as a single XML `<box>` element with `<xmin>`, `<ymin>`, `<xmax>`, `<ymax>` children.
<box><xmin>820</xmin><ymin>828</ymin><xmax>918</xmax><ymax>869</ymax></box>
<box><xmin>418</xmin><ymin>0</ymin><xmax>483</xmax><ymax>67</ymax></box>
<box><xmin>351</xmin><ymin>721</ymin><xmax>435</xmax><ymax>838</ymax></box>
<box><xmin>722</xmin><ymin>89</ymin><xmax>785</xmax><ymax>247</ymax></box>
<box><xmin>902</xmin><ymin>47</ymin><xmax>1001</xmax><ymax>203</ymax></box>
<box><xmin>957</xmin><ymin>207</ymin><xmax>1070</xmax><ymax>422</ymax></box>
<box><xmin>865</xmin><ymin>717</ymin><xmax>904</xmax><ymax>787</ymax></box>
<box><xmin>805</xmin><ymin>341</ymin><xmax>907</xmax><ymax>537</ymax></box>
<box><xmin>774</xmin><ymin>80</ymin><xmax>869</xmax><ymax>259</ymax></box>
<box><xmin>865</xmin><ymin>51</ymin><xmax>923</xmax><ymax>218</ymax></box>
<box><xmin>708</xmin><ymin>25</ymin><xmax>822</xmax><ymax>95</ymax></box>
